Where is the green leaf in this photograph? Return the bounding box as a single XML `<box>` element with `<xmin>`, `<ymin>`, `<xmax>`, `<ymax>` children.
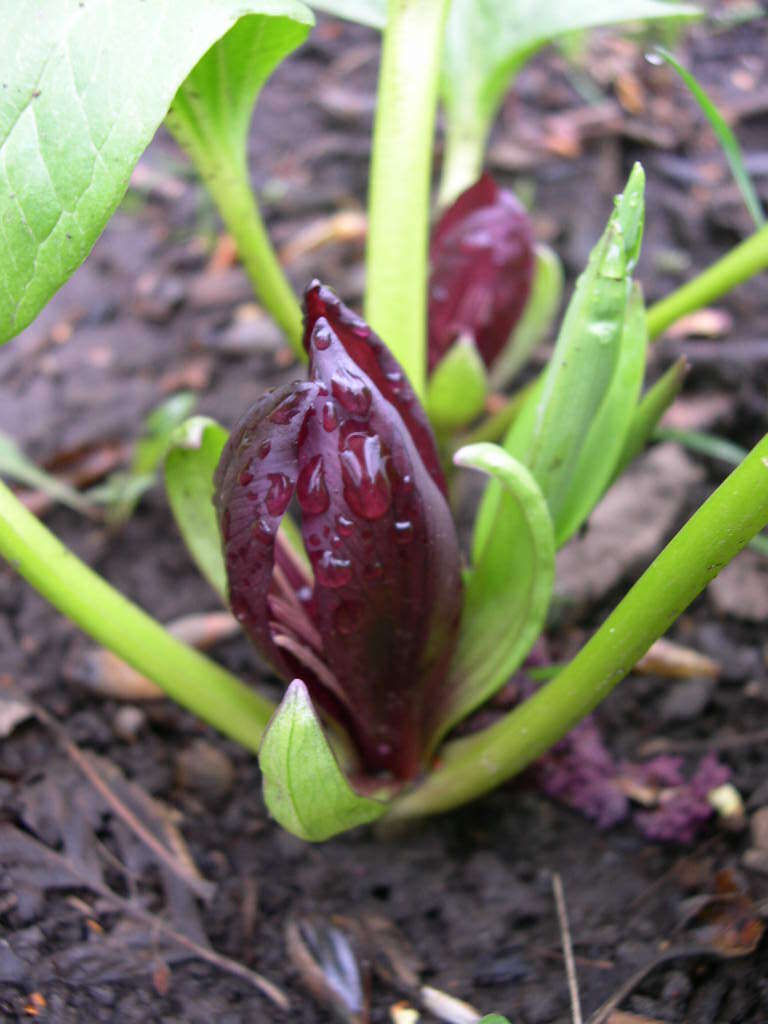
<box><xmin>502</xmin><ymin>165</ymin><xmax>646</xmax><ymax>531</ymax></box>
<box><xmin>614</xmin><ymin>355</ymin><xmax>687</xmax><ymax>476</ymax></box>
<box><xmin>438</xmin><ymin>0</ymin><xmax>699</xmax><ymax>203</ymax></box>
<box><xmin>480</xmin><ymin>1017</ymin><xmax>512</xmax><ymax>1024</ymax></box>
<box><xmin>0</xmin><ymin>432</ymin><xmax>94</xmax><ymax>515</ymax></box>
<box><xmin>165</xmin><ymin>416</ymin><xmax>229</xmax><ymax>601</ymax></box>
<box><xmin>654</xmin><ymin>47</ymin><xmax>764</xmax><ymax>229</ymax></box>
<box><xmin>426</xmin><ymin>335</ymin><xmax>488</xmax><ymax>431</ymax></box>
<box><xmin>554</xmin><ymin>282</ymin><xmax>648</xmax><ymax>546</ymax></box>
<box><xmin>0</xmin><ymin>0</ymin><xmax>312</xmax><ymax>346</ymax></box>
<box><xmin>259</xmin><ymin>679</ymin><xmax>386</xmax><ymax>841</ymax></box>
<box><xmin>489</xmin><ymin>243</ymin><xmax>564</xmax><ymax>389</ymax></box>
<box><xmin>306</xmin><ymin>0</ymin><xmax>386</xmax><ymax>27</ymax></box>
<box><xmin>435</xmin><ymin>442</ymin><xmax>555</xmax><ymax>743</ymax></box>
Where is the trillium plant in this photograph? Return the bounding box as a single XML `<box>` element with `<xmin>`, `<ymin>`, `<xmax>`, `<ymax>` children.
<box><xmin>2</xmin><ymin>0</ymin><xmax>768</xmax><ymax>842</ymax></box>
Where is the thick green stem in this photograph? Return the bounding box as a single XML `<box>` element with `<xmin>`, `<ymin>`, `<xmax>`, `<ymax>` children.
<box><xmin>437</xmin><ymin>120</ymin><xmax>487</xmax><ymax>209</ymax></box>
<box><xmin>386</xmin><ymin>433</ymin><xmax>768</xmax><ymax>821</ymax></box>
<box><xmin>0</xmin><ymin>480</ymin><xmax>276</xmax><ymax>753</ymax></box>
<box><xmin>204</xmin><ymin>167</ymin><xmax>304</xmax><ymax>359</ymax></box>
<box><xmin>365</xmin><ymin>0</ymin><xmax>450</xmax><ymax>400</ymax></box>
<box><xmin>647</xmin><ymin>223</ymin><xmax>768</xmax><ymax>340</ymax></box>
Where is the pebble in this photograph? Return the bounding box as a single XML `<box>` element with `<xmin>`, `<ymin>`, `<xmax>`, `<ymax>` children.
<box><xmin>750</xmin><ymin>806</ymin><xmax>768</xmax><ymax>850</ymax></box>
<box><xmin>132</xmin><ymin>273</ymin><xmax>185</xmax><ymax>323</ymax></box>
<box><xmin>112</xmin><ymin>705</ymin><xmax>147</xmax><ymax>742</ymax></box>
<box><xmin>659</xmin><ymin>676</ymin><xmax>714</xmax><ymax>723</ymax></box>
<box><xmin>175</xmin><ymin>739</ymin><xmax>235</xmax><ymax>803</ymax></box>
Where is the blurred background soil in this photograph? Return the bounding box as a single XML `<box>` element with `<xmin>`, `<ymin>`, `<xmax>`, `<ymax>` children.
<box><xmin>1</xmin><ymin>8</ymin><xmax>768</xmax><ymax>1023</ymax></box>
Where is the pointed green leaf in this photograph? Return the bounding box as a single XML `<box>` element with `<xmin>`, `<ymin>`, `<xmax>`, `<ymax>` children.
<box><xmin>260</xmin><ymin>680</ymin><xmax>386</xmax><ymax>841</ymax></box>
<box><xmin>505</xmin><ymin>165</ymin><xmax>645</xmax><ymax>521</ymax></box>
<box><xmin>0</xmin><ymin>432</ymin><xmax>94</xmax><ymax>515</ymax></box>
<box><xmin>438</xmin><ymin>0</ymin><xmax>699</xmax><ymax>203</ymax></box>
<box><xmin>426</xmin><ymin>335</ymin><xmax>488</xmax><ymax>431</ymax></box>
<box><xmin>0</xmin><ymin>0</ymin><xmax>312</xmax><ymax>346</ymax></box>
<box><xmin>165</xmin><ymin>416</ymin><xmax>229</xmax><ymax>601</ymax></box>
<box><xmin>435</xmin><ymin>443</ymin><xmax>555</xmax><ymax>743</ymax></box>
<box><xmin>489</xmin><ymin>243</ymin><xmax>564</xmax><ymax>389</ymax></box>
<box><xmin>614</xmin><ymin>355</ymin><xmax>687</xmax><ymax>477</ymax></box>
<box><xmin>554</xmin><ymin>282</ymin><xmax>648</xmax><ymax>545</ymax></box>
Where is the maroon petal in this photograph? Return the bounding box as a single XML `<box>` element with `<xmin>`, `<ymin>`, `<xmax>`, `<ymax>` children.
<box><xmin>428</xmin><ymin>173</ymin><xmax>534</xmax><ymax>370</ymax></box>
<box><xmin>303</xmin><ymin>281</ymin><xmax>446</xmax><ymax>495</ymax></box>
<box><xmin>214</xmin><ymin>382</ymin><xmax>325</xmax><ymax>684</ymax></box>
<box><xmin>298</xmin><ymin>313</ymin><xmax>462</xmax><ymax>780</ymax></box>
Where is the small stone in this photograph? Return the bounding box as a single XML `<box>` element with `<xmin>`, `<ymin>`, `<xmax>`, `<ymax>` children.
<box><xmin>659</xmin><ymin>677</ymin><xmax>714</xmax><ymax>723</ymax></box>
<box><xmin>175</xmin><ymin>739</ymin><xmax>235</xmax><ymax>803</ymax></box>
<box><xmin>750</xmin><ymin>806</ymin><xmax>768</xmax><ymax>851</ymax></box>
<box><xmin>132</xmin><ymin>273</ymin><xmax>185</xmax><ymax>323</ymax></box>
<box><xmin>112</xmin><ymin>705</ymin><xmax>146</xmax><ymax>743</ymax></box>
<box><xmin>709</xmin><ymin>551</ymin><xmax>768</xmax><ymax>623</ymax></box>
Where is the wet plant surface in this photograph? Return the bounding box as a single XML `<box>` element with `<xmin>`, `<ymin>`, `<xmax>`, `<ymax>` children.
<box><xmin>1</xmin><ymin>15</ymin><xmax>768</xmax><ymax>1023</ymax></box>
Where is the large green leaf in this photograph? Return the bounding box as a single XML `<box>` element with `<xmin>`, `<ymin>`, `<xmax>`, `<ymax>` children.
<box><xmin>435</xmin><ymin>442</ymin><xmax>555</xmax><ymax>744</ymax></box>
<box><xmin>0</xmin><ymin>0</ymin><xmax>312</xmax><ymax>345</ymax></box>
<box><xmin>260</xmin><ymin>680</ymin><xmax>386</xmax><ymax>841</ymax></box>
<box><xmin>439</xmin><ymin>0</ymin><xmax>698</xmax><ymax>202</ymax></box>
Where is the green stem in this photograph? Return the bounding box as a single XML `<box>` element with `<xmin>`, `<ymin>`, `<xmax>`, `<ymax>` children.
<box><xmin>203</xmin><ymin>167</ymin><xmax>304</xmax><ymax>359</ymax></box>
<box><xmin>387</xmin><ymin>432</ymin><xmax>768</xmax><ymax>821</ymax></box>
<box><xmin>365</xmin><ymin>0</ymin><xmax>451</xmax><ymax>400</ymax></box>
<box><xmin>437</xmin><ymin>120</ymin><xmax>487</xmax><ymax>209</ymax></box>
<box><xmin>646</xmin><ymin>223</ymin><xmax>768</xmax><ymax>340</ymax></box>
<box><xmin>0</xmin><ymin>480</ymin><xmax>275</xmax><ymax>753</ymax></box>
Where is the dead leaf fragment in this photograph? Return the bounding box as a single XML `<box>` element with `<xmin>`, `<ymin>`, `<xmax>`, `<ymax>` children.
<box><xmin>0</xmin><ymin>697</ymin><xmax>33</xmax><ymax>738</ymax></box>
<box><xmin>634</xmin><ymin>638</ymin><xmax>719</xmax><ymax>680</ymax></box>
<box><xmin>286</xmin><ymin>914</ymin><xmax>370</xmax><ymax>1024</ymax></box>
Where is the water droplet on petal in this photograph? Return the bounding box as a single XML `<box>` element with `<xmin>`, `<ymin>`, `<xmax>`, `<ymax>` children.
<box><xmin>336</xmin><ymin>514</ymin><xmax>354</xmax><ymax>537</ymax></box>
<box><xmin>322</xmin><ymin>401</ymin><xmax>338</xmax><ymax>432</ymax></box>
<box><xmin>340</xmin><ymin>434</ymin><xmax>391</xmax><ymax>520</ymax></box>
<box><xmin>252</xmin><ymin>517</ymin><xmax>273</xmax><ymax>544</ymax></box>
<box><xmin>313</xmin><ymin>550</ymin><xmax>352</xmax><ymax>588</ymax></box>
<box><xmin>265</xmin><ymin>473</ymin><xmax>292</xmax><ymax>516</ymax></box>
<box><xmin>331</xmin><ymin>369</ymin><xmax>372</xmax><ymax>416</ymax></box>
<box><xmin>297</xmin><ymin>454</ymin><xmax>330</xmax><ymax>515</ymax></box>
<box><xmin>239</xmin><ymin>469</ymin><xmax>254</xmax><ymax>487</ymax></box>
<box><xmin>313</xmin><ymin>321</ymin><xmax>333</xmax><ymax>350</ymax></box>
<box><xmin>258</xmin><ymin>440</ymin><xmax>271</xmax><ymax>460</ymax></box>
<box><xmin>393</xmin><ymin>520</ymin><xmax>413</xmax><ymax>544</ymax></box>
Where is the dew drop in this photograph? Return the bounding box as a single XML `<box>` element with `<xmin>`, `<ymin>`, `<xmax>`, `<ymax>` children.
<box><xmin>336</xmin><ymin>513</ymin><xmax>355</xmax><ymax>537</ymax></box>
<box><xmin>239</xmin><ymin>468</ymin><xmax>254</xmax><ymax>487</ymax></box>
<box><xmin>322</xmin><ymin>400</ymin><xmax>338</xmax><ymax>432</ymax></box>
<box><xmin>313</xmin><ymin>321</ymin><xmax>334</xmax><ymax>350</ymax></box>
<box><xmin>252</xmin><ymin>517</ymin><xmax>273</xmax><ymax>544</ymax></box>
<box><xmin>340</xmin><ymin>434</ymin><xmax>391</xmax><ymax>519</ymax></box>
<box><xmin>393</xmin><ymin>520</ymin><xmax>413</xmax><ymax>544</ymax></box>
<box><xmin>331</xmin><ymin>368</ymin><xmax>372</xmax><ymax>416</ymax></box>
<box><xmin>265</xmin><ymin>473</ymin><xmax>292</xmax><ymax>516</ymax></box>
<box><xmin>313</xmin><ymin>550</ymin><xmax>352</xmax><ymax>588</ymax></box>
<box><xmin>258</xmin><ymin>440</ymin><xmax>271</xmax><ymax>460</ymax></box>
<box><xmin>333</xmin><ymin>600</ymin><xmax>363</xmax><ymax>635</ymax></box>
<box><xmin>297</xmin><ymin>454</ymin><xmax>330</xmax><ymax>515</ymax></box>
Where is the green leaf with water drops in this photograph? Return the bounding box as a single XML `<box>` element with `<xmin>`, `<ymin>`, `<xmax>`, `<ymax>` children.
<box><xmin>554</xmin><ymin>282</ymin><xmax>648</xmax><ymax>546</ymax></box>
<box><xmin>433</xmin><ymin>443</ymin><xmax>554</xmax><ymax>745</ymax></box>
<box><xmin>260</xmin><ymin>679</ymin><xmax>387</xmax><ymax>841</ymax></box>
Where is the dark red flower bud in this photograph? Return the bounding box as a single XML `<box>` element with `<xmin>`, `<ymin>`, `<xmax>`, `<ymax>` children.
<box><xmin>428</xmin><ymin>173</ymin><xmax>534</xmax><ymax>371</ymax></box>
<box><xmin>215</xmin><ymin>284</ymin><xmax>462</xmax><ymax>781</ymax></box>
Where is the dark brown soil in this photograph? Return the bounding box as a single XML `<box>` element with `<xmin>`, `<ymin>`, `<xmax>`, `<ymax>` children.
<box><xmin>2</xmin><ymin>13</ymin><xmax>768</xmax><ymax>1023</ymax></box>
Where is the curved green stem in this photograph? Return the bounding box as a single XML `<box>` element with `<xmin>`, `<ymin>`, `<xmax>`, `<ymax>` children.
<box><xmin>386</xmin><ymin>432</ymin><xmax>768</xmax><ymax>822</ymax></box>
<box><xmin>365</xmin><ymin>0</ymin><xmax>451</xmax><ymax>400</ymax></box>
<box><xmin>0</xmin><ymin>480</ymin><xmax>276</xmax><ymax>753</ymax></box>
<box><xmin>647</xmin><ymin>223</ymin><xmax>768</xmax><ymax>340</ymax></box>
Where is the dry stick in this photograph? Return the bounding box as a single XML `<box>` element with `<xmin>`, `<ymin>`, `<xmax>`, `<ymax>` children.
<box><xmin>640</xmin><ymin>727</ymin><xmax>768</xmax><ymax>757</ymax></box>
<box><xmin>30</xmin><ymin>701</ymin><xmax>214</xmax><ymax>903</ymax></box>
<box><xmin>552</xmin><ymin>872</ymin><xmax>583</xmax><ymax>1024</ymax></box>
<box><xmin>588</xmin><ymin>949</ymin><xmax>718</xmax><ymax>1024</ymax></box>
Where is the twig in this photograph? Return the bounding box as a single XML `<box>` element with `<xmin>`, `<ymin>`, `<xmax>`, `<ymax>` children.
<box><xmin>639</xmin><ymin>727</ymin><xmax>768</xmax><ymax>757</ymax></box>
<box><xmin>588</xmin><ymin>949</ymin><xmax>717</xmax><ymax>1024</ymax></box>
<box><xmin>552</xmin><ymin>872</ymin><xmax>583</xmax><ymax>1024</ymax></box>
<box><xmin>30</xmin><ymin>700</ymin><xmax>215</xmax><ymax>903</ymax></box>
